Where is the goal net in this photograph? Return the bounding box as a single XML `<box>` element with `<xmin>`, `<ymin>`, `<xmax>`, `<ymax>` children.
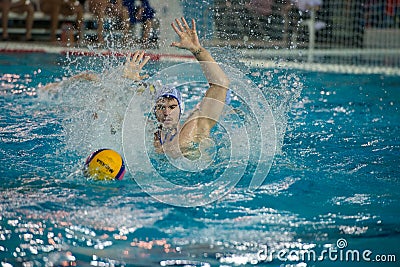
<box><xmin>197</xmin><ymin>0</ymin><xmax>400</xmax><ymax>74</ymax></box>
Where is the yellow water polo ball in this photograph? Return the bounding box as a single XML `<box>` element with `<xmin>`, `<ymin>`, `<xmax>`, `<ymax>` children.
<box><xmin>84</xmin><ymin>149</ymin><xmax>126</xmax><ymax>181</ymax></box>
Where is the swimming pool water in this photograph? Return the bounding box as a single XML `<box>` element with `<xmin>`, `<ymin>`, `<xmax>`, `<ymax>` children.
<box><xmin>0</xmin><ymin>52</ymin><xmax>399</xmax><ymax>266</ymax></box>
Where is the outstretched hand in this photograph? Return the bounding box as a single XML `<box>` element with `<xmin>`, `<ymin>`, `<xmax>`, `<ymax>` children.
<box><xmin>123</xmin><ymin>51</ymin><xmax>150</xmax><ymax>81</ymax></box>
<box><xmin>171</xmin><ymin>18</ymin><xmax>201</xmax><ymax>52</ymax></box>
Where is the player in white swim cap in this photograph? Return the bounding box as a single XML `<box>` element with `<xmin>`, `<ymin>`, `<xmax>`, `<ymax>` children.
<box><xmin>153</xmin><ymin>18</ymin><xmax>230</xmax><ymax>156</ymax></box>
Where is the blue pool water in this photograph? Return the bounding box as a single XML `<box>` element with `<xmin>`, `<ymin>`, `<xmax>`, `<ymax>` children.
<box><xmin>0</xmin><ymin>52</ymin><xmax>399</xmax><ymax>266</ymax></box>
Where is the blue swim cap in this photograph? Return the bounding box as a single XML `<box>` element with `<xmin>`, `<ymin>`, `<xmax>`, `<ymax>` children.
<box><xmin>155</xmin><ymin>85</ymin><xmax>184</xmax><ymax>115</ymax></box>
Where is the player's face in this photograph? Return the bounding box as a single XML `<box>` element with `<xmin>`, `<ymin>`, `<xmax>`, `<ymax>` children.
<box><xmin>154</xmin><ymin>97</ymin><xmax>180</xmax><ymax>129</ymax></box>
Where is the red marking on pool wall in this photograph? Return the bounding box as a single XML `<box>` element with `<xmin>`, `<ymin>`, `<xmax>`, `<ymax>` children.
<box><xmin>61</xmin><ymin>50</ymin><xmax>162</xmax><ymax>61</ymax></box>
<box><xmin>0</xmin><ymin>43</ymin><xmax>199</xmax><ymax>62</ymax></box>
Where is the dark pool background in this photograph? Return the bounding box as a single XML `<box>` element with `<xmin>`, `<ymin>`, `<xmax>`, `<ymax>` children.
<box><xmin>0</xmin><ymin>52</ymin><xmax>399</xmax><ymax>266</ymax></box>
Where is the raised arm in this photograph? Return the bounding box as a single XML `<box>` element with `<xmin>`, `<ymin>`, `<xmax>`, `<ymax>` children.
<box><xmin>40</xmin><ymin>51</ymin><xmax>149</xmax><ymax>93</ymax></box>
<box><xmin>171</xmin><ymin>18</ymin><xmax>230</xmax><ymax>136</ymax></box>
<box><xmin>123</xmin><ymin>50</ymin><xmax>150</xmax><ymax>81</ymax></box>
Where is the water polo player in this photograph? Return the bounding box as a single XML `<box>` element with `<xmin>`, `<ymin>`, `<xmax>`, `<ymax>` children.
<box><xmin>39</xmin><ymin>18</ymin><xmax>230</xmax><ymax>158</ymax></box>
<box><xmin>152</xmin><ymin>18</ymin><xmax>230</xmax><ymax>157</ymax></box>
